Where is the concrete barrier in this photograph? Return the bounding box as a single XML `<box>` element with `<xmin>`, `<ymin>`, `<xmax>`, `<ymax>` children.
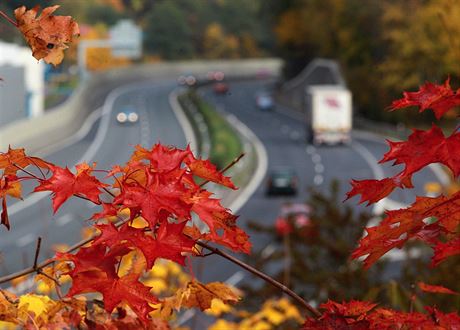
<box><xmin>0</xmin><ymin>58</ymin><xmax>281</xmax><ymax>154</ymax></box>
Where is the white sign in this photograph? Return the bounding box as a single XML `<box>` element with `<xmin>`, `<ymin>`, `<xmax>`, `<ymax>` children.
<box><xmin>109</xmin><ymin>20</ymin><xmax>142</xmax><ymax>59</ymax></box>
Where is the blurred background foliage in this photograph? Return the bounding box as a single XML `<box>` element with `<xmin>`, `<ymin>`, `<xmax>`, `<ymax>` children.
<box><xmin>0</xmin><ymin>0</ymin><xmax>458</xmax><ymax>122</ymax></box>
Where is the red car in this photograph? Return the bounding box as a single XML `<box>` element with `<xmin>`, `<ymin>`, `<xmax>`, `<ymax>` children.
<box><xmin>213</xmin><ymin>82</ymin><xmax>229</xmax><ymax>94</ymax></box>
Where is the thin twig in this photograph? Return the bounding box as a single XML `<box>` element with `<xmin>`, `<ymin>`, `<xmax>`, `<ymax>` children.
<box><xmin>33</xmin><ymin>237</ymin><xmax>42</xmax><ymax>270</ymax></box>
<box><xmin>102</xmin><ymin>187</ymin><xmax>116</xmax><ymax>198</ymax></box>
<box><xmin>13</xmin><ymin>164</ymin><xmax>43</xmax><ymax>181</ymax></box>
<box><xmin>196</xmin><ymin>241</ymin><xmax>321</xmax><ymax>318</ymax></box>
<box><xmin>0</xmin><ymin>10</ymin><xmax>18</xmax><ymax>27</ymax></box>
<box><xmin>199</xmin><ymin>153</ymin><xmax>245</xmax><ymax>187</ymax></box>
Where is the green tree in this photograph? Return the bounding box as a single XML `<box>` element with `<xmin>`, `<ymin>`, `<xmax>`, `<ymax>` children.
<box><xmin>144</xmin><ymin>1</ymin><xmax>195</xmax><ymax>59</ymax></box>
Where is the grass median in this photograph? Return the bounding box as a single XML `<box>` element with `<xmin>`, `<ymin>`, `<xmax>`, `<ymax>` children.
<box><xmin>180</xmin><ymin>90</ymin><xmax>242</xmax><ymax>170</ymax></box>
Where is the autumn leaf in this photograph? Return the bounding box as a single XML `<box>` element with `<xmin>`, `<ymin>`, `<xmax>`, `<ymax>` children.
<box><xmin>161</xmin><ymin>280</ymin><xmax>240</xmax><ymax>317</ymax></box>
<box><xmin>14</xmin><ymin>5</ymin><xmax>79</xmax><ymax>66</ymax></box>
<box><xmin>418</xmin><ymin>282</ymin><xmax>458</xmax><ymax>295</ymax></box>
<box><xmin>0</xmin><ymin>175</ymin><xmax>22</xmax><ymax>230</ymax></box>
<box><xmin>351</xmin><ymin>192</ymin><xmax>460</xmax><ymax>268</ymax></box>
<box><xmin>431</xmin><ymin>237</ymin><xmax>460</xmax><ymax>267</ymax></box>
<box><xmin>390</xmin><ymin>77</ymin><xmax>460</xmax><ymax>119</ymax></box>
<box><xmin>34</xmin><ymin>165</ymin><xmax>106</xmax><ymax>213</ymax></box>
<box><xmin>0</xmin><ymin>146</ymin><xmax>51</xmax><ymax>175</ymax></box>
<box><xmin>185</xmin><ymin>155</ymin><xmax>236</xmax><ymax>189</ymax></box>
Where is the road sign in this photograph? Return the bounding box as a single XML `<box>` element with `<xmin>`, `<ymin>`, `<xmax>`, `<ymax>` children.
<box><xmin>109</xmin><ymin>20</ymin><xmax>142</xmax><ymax>59</ymax></box>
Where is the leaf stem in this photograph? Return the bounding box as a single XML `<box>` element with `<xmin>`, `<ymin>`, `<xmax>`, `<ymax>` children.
<box><xmin>33</xmin><ymin>237</ymin><xmax>42</xmax><ymax>270</ymax></box>
<box><xmin>196</xmin><ymin>241</ymin><xmax>321</xmax><ymax>318</ymax></box>
<box><xmin>0</xmin><ymin>10</ymin><xmax>18</xmax><ymax>27</ymax></box>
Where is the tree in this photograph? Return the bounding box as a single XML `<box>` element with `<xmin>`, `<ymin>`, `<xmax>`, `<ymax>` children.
<box><xmin>143</xmin><ymin>1</ymin><xmax>195</xmax><ymax>59</ymax></box>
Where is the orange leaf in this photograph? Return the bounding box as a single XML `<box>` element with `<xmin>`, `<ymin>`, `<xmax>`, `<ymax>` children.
<box><xmin>418</xmin><ymin>282</ymin><xmax>458</xmax><ymax>295</ymax></box>
<box><xmin>14</xmin><ymin>5</ymin><xmax>79</xmax><ymax>66</ymax></box>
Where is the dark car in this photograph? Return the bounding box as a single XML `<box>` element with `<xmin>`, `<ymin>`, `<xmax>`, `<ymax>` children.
<box><xmin>266</xmin><ymin>168</ymin><xmax>298</xmax><ymax>196</ymax></box>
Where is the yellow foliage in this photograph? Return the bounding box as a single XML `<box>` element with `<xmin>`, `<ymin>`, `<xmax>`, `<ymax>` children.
<box><xmin>205</xmin><ymin>298</ymin><xmax>233</xmax><ymax>316</ymax></box>
<box><xmin>18</xmin><ymin>294</ymin><xmax>51</xmax><ymax>318</ymax></box>
<box><xmin>208</xmin><ymin>319</ymin><xmax>238</xmax><ymax>330</ymax></box>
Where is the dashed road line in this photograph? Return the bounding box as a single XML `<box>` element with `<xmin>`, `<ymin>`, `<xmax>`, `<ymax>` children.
<box><xmin>16</xmin><ymin>233</ymin><xmax>35</xmax><ymax>247</ymax></box>
<box><xmin>56</xmin><ymin>213</ymin><xmax>74</xmax><ymax>227</ymax></box>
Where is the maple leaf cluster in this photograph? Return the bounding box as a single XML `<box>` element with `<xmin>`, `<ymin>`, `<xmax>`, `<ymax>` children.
<box><xmin>346</xmin><ymin>78</ymin><xmax>460</xmax><ymax>268</ymax></box>
<box><xmin>303</xmin><ymin>300</ymin><xmax>460</xmax><ymax>329</ymax></box>
<box><xmin>0</xmin><ymin>143</ymin><xmax>249</xmax><ymax>324</ymax></box>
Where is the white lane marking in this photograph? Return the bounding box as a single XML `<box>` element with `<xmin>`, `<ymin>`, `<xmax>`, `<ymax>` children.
<box><xmin>56</xmin><ymin>213</ymin><xmax>74</xmax><ymax>227</ymax></box>
<box><xmin>311</xmin><ymin>154</ymin><xmax>321</xmax><ymax>164</ymax></box>
<box><xmin>16</xmin><ymin>233</ymin><xmax>35</xmax><ymax>247</ymax></box>
<box><xmin>314</xmin><ymin>163</ymin><xmax>324</xmax><ymax>173</ymax></box>
<box><xmin>306</xmin><ymin>146</ymin><xmax>316</xmax><ymax>155</ymax></box>
<box><xmin>313</xmin><ymin>175</ymin><xmax>324</xmax><ymax>186</ymax></box>
<box><xmin>224</xmin><ymin>114</ymin><xmax>269</xmax><ymax>213</ymax></box>
<box><xmin>261</xmin><ymin>243</ymin><xmax>276</xmax><ymax>259</ymax></box>
<box><xmin>225</xmin><ymin>271</ymin><xmax>245</xmax><ymax>286</ymax></box>
<box><xmin>169</xmin><ymin>89</ymin><xmax>198</xmax><ymax>154</ymax></box>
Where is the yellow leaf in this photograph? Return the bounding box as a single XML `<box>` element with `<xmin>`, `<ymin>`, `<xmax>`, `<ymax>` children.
<box><xmin>176</xmin><ymin>280</ymin><xmax>240</xmax><ymax>311</ymax></box>
<box><xmin>18</xmin><ymin>294</ymin><xmax>51</xmax><ymax>317</ymax></box>
<box><xmin>208</xmin><ymin>319</ymin><xmax>238</xmax><ymax>330</ymax></box>
<box><xmin>262</xmin><ymin>306</ymin><xmax>285</xmax><ymax>325</ymax></box>
<box><xmin>205</xmin><ymin>298</ymin><xmax>233</xmax><ymax>316</ymax></box>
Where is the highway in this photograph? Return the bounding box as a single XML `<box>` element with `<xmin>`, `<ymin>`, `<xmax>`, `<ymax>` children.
<box><xmin>0</xmin><ymin>77</ymin><xmax>443</xmax><ymax>307</ymax></box>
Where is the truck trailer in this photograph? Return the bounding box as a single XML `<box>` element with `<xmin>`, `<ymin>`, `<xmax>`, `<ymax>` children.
<box><xmin>305</xmin><ymin>85</ymin><xmax>352</xmax><ymax>145</ymax></box>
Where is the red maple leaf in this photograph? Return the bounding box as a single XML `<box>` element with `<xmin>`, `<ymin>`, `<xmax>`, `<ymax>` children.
<box><xmin>346</xmin><ymin>125</ymin><xmax>459</xmax><ymax>206</ymax></box>
<box><xmin>431</xmin><ymin>237</ymin><xmax>460</xmax><ymax>267</ymax></box>
<box><xmin>34</xmin><ymin>164</ymin><xmax>106</xmax><ymax>213</ymax></box>
<box><xmin>190</xmin><ymin>191</ymin><xmax>250</xmax><ymax>253</ymax></box>
<box><xmin>380</xmin><ymin>125</ymin><xmax>460</xmax><ymax>178</ymax></box>
<box><xmin>418</xmin><ymin>282</ymin><xmax>458</xmax><ymax>295</ymax></box>
<box><xmin>113</xmin><ymin>169</ymin><xmax>191</xmax><ymax>228</ymax></box>
<box><xmin>93</xmin><ymin>222</ymin><xmax>195</xmax><ymax>268</ymax></box>
<box><xmin>185</xmin><ymin>154</ymin><xmax>236</xmax><ymax>189</ymax></box>
<box><xmin>390</xmin><ymin>78</ymin><xmax>460</xmax><ymax>119</ymax></box>
<box><xmin>68</xmin><ymin>271</ymin><xmax>157</xmax><ymax>324</ymax></box>
<box><xmin>130</xmin><ymin>144</ymin><xmax>191</xmax><ymax>173</ymax></box>
<box><xmin>351</xmin><ymin>193</ymin><xmax>460</xmax><ymax>268</ymax></box>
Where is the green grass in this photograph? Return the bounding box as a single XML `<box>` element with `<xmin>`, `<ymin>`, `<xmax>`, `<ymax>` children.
<box><xmin>187</xmin><ymin>91</ymin><xmax>242</xmax><ymax>169</ymax></box>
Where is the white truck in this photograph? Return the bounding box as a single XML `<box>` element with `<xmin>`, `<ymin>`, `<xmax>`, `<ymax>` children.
<box><xmin>305</xmin><ymin>85</ymin><xmax>352</xmax><ymax>145</ymax></box>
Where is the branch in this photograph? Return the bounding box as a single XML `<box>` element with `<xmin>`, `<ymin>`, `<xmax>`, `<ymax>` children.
<box><xmin>0</xmin><ymin>218</ymin><xmax>130</xmax><ymax>284</ymax></box>
<box><xmin>199</xmin><ymin>153</ymin><xmax>245</xmax><ymax>187</ymax></box>
<box><xmin>33</xmin><ymin>237</ymin><xmax>42</xmax><ymax>270</ymax></box>
<box><xmin>196</xmin><ymin>241</ymin><xmax>321</xmax><ymax>318</ymax></box>
<box><xmin>0</xmin><ymin>10</ymin><xmax>18</xmax><ymax>27</ymax></box>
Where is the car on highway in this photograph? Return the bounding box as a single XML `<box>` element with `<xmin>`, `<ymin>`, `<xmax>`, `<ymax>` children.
<box><xmin>177</xmin><ymin>74</ymin><xmax>197</xmax><ymax>86</ymax></box>
<box><xmin>116</xmin><ymin>106</ymin><xmax>139</xmax><ymax>124</ymax></box>
<box><xmin>266</xmin><ymin>167</ymin><xmax>298</xmax><ymax>196</ymax></box>
<box><xmin>213</xmin><ymin>82</ymin><xmax>229</xmax><ymax>94</ymax></box>
<box><xmin>255</xmin><ymin>91</ymin><xmax>274</xmax><ymax>111</ymax></box>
